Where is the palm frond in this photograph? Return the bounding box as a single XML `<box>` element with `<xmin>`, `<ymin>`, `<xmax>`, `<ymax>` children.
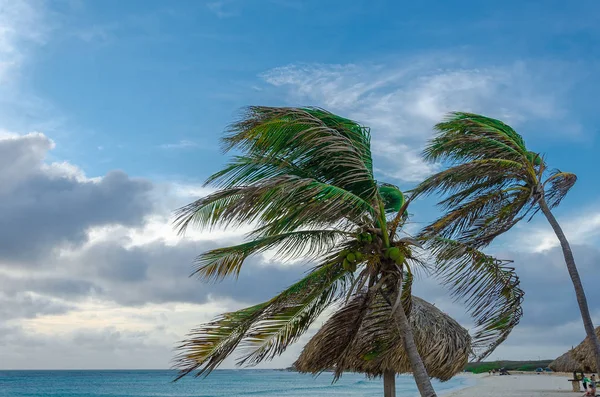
<box><xmin>174</xmin><ymin>262</ymin><xmax>350</xmax><ymax>379</ymax></box>
<box><xmin>543</xmin><ymin>171</ymin><xmax>577</xmax><ymax>210</ymax></box>
<box><xmin>379</xmin><ymin>184</ymin><xmax>405</xmax><ymax>213</ymax></box>
<box><xmin>411</xmin><ymin>160</ymin><xmax>524</xmax><ymax>200</ymax></box>
<box><xmin>173</xmin><ymin>302</ymin><xmax>267</xmax><ymax>380</ymax></box>
<box><xmin>236</xmin><ymin>261</ymin><xmax>351</xmax><ymax>366</ymax></box>
<box><xmin>193</xmin><ymin>230</ymin><xmax>349</xmax><ymax>282</ymax></box>
<box><xmin>421</xmin><ymin>187</ymin><xmax>531</xmax><ymax>246</ymax></box>
<box><xmin>222</xmin><ymin>106</ymin><xmax>377</xmax><ymax>200</ymax></box>
<box><xmin>425</xmin><ymin>237</ymin><xmax>524</xmax><ymax>360</ymax></box>
<box><xmin>174</xmin><ymin>175</ymin><xmax>376</xmax><ymax>237</ymax></box>
<box><xmin>424</xmin><ymin>112</ymin><xmax>528</xmax><ymax>164</ymax></box>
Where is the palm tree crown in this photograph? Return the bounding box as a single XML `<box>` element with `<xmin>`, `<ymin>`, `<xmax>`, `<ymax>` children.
<box><xmin>172</xmin><ymin>107</ymin><xmax>523</xmax><ymax>383</ymax></box>
<box><xmin>413</xmin><ymin>112</ymin><xmax>577</xmax><ymax>248</ymax></box>
<box><xmin>412</xmin><ymin>111</ymin><xmax>600</xmax><ymax>374</ymax></box>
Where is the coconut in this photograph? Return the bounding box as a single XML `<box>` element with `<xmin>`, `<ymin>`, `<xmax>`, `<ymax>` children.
<box><xmin>387</xmin><ymin>247</ymin><xmax>401</xmax><ymax>260</ymax></box>
<box><xmin>343</xmin><ymin>259</ymin><xmax>351</xmax><ymax>271</ymax></box>
<box><xmin>346</xmin><ymin>253</ymin><xmax>357</xmax><ymax>263</ymax></box>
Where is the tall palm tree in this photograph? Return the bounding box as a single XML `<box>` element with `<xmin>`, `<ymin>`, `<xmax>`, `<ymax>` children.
<box><xmin>172</xmin><ymin>107</ymin><xmax>523</xmax><ymax>397</ymax></box>
<box><xmin>413</xmin><ymin>112</ymin><xmax>600</xmax><ymax>374</ymax></box>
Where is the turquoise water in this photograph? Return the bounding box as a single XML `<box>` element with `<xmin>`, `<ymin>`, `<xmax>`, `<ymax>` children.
<box><xmin>0</xmin><ymin>370</ymin><xmax>473</xmax><ymax>397</ymax></box>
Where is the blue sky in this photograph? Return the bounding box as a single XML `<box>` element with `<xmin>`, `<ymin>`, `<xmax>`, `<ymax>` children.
<box><xmin>2</xmin><ymin>0</ymin><xmax>600</xmax><ymax>369</ymax></box>
<box><xmin>17</xmin><ymin>0</ymin><xmax>600</xmax><ymax>184</ymax></box>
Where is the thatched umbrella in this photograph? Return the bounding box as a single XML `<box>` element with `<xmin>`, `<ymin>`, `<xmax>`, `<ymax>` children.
<box><xmin>549</xmin><ymin>350</ymin><xmax>585</xmax><ymax>372</ymax></box>
<box><xmin>295</xmin><ymin>294</ymin><xmax>472</xmax><ymax>382</ymax></box>
<box><xmin>571</xmin><ymin>327</ymin><xmax>600</xmax><ymax>372</ymax></box>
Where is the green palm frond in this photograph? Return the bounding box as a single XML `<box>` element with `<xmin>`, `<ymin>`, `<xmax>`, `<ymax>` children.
<box><xmin>421</xmin><ymin>188</ymin><xmax>531</xmax><ymax>246</ymax></box>
<box><xmin>222</xmin><ymin>106</ymin><xmax>377</xmax><ymax>200</ymax></box>
<box><xmin>425</xmin><ymin>238</ymin><xmax>523</xmax><ymax>360</ymax></box>
<box><xmin>193</xmin><ymin>230</ymin><xmax>349</xmax><ymax>282</ymax></box>
<box><xmin>236</xmin><ymin>270</ymin><xmax>345</xmax><ymax>366</ymax></box>
<box><xmin>412</xmin><ymin>160</ymin><xmax>523</xmax><ymax>200</ymax></box>
<box><xmin>379</xmin><ymin>184</ymin><xmax>406</xmax><ymax>213</ymax></box>
<box><xmin>174</xmin><ymin>176</ymin><xmax>376</xmax><ymax>237</ymax></box>
<box><xmin>205</xmin><ymin>154</ymin><xmax>315</xmax><ymax>189</ymax></box>
<box><xmin>424</xmin><ymin>112</ymin><xmax>528</xmax><ymax>163</ymax></box>
<box><xmin>174</xmin><ymin>302</ymin><xmax>267</xmax><ymax>381</ymax></box>
<box><xmin>174</xmin><ymin>262</ymin><xmax>350</xmax><ymax>379</ymax></box>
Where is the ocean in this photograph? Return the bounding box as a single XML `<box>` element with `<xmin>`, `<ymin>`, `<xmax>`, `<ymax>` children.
<box><xmin>0</xmin><ymin>370</ymin><xmax>474</xmax><ymax>397</ymax></box>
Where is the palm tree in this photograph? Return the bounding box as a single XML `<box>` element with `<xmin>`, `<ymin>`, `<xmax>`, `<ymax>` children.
<box><xmin>172</xmin><ymin>107</ymin><xmax>523</xmax><ymax>397</ymax></box>
<box><xmin>412</xmin><ymin>111</ymin><xmax>600</xmax><ymax>374</ymax></box>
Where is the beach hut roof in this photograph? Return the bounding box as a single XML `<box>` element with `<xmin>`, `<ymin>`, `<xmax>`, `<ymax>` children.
<box><xmin>294</xmin><ymin>294</ymin><xmax>472</xmax><ymax>381</ymax></box>
<box><xmin>570</xmin><ymin>327</ymin><xmax>600</xmax><ymax>372</ymax></box>
<box><xmin>549</xmin><ymin>350</ymin><xmax>585</xmax><ymax>373</ymax></box>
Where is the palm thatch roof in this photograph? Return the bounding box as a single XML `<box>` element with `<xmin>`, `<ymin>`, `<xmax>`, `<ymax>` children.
<box><xmin>549</xmin><ymin>350</ymin><xmax>585</xmax><ymax>372</ymax></box>
<box><xmin>571</xmin><ymin>327</ymin><xmax>600</xmax><ymax>372</ymax></box>
<box><xmin>294</xmin><ymin>294</ymin><xmax>471</xmax><ymax>381</ymax></box>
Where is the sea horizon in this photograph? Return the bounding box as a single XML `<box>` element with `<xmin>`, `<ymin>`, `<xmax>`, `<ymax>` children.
<box><xmin>0</xmin><ymin>369</ymin><xmax>475</xmax><ymax>397</ymax></box>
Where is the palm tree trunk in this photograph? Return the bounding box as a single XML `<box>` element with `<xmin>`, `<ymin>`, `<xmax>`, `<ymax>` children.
<box><xmin>539</xmin><ymin>197</ymin><xmax>600</xmax><ymax>373</ymax></box>
<box><xmin>390</xmin><ymin>279</ymin><xmax>438</xmax><ymax>397</ymax></box>
<box><xmin>383</xmin><ymin>370</ymin><xmax>396</xmax><ymax>397</ymax></box>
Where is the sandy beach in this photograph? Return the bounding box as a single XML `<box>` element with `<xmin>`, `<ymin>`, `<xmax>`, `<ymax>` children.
<box><xmin>446</xmin><ymin>373</ymin><xmax>584</xmax><ymax>396</ymax></box>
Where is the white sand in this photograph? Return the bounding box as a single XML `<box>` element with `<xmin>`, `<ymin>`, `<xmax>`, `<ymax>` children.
<box><xmin>445</xmin><ymin>373</ymin><xmax>584</xmax><ymax>396</ymax></box>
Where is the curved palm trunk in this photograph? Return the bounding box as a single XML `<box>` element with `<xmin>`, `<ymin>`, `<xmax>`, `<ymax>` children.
<box><xmin>383</xmin><ymin>370</ymin><xmax>396</xmax><ymax>397</ymax></box>
<box><xmin>539</xmin><ymin>198</ymin><xmax>600</xmax><ymax>373</ymax></box>
<box><xmin>390</xmin><ymin>278</ymin><xmax>438</xmax><ymax>397</ymax></box>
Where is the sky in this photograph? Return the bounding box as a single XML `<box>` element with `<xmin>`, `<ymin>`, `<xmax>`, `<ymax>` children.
<box><xmin>1</xmin><ymin>0</ymin><xmax>600</xmax><ymax>370</ymax></box>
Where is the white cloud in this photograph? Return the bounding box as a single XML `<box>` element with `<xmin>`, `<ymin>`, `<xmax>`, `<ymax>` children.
<box><xmin>510</xmin><ymin>209</ymin><xmax>600</xmax><ymax>253</ymax></box>
<box><xmin>0</xmin><ymin>0</ymin><xmax>66</xmax><ymax>139</ymax></box>
<box><xmin>0</xmin><ymin>0</ymin><xmax>47</xmax><ymax>83</ymax></box>
<box><xmin>262</xmin><ymin>60</ymin><xmax>563</xmax><ymax>183</ymax></box>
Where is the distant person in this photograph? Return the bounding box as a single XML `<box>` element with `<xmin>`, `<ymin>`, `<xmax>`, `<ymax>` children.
<box><xmin>583</xmin><ymin>374</ymin><xmax>590</xmax><ymax>392</ymax></box>
<box><xmin>583</xmin><ymin>374</ymin><xmax>596</xmax><ymax>397</ymax></box>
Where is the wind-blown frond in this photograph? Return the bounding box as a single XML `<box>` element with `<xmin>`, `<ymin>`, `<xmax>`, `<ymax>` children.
<box><xmin>412</xmin><ymin>160</ymin><xmax>522</xmax><ymax>200</ymax></box>
<box><xmin>222</xmin><ymin>106</ymin><xmax>377</xmax><ymax>200</ymax></box>
<box><xmin>174</xmin><ymin>175</ymin><xmax>375</xmax><ymax>237</ymax></box>
<box><xmin>543</xmin><ymin>171</ymin><xmax>577</xmax><ymax>210</ymax></box>
<box><xmin>425</xmin><ymin>238</ymin><xmax>524</xmax><ymax>360</ymax></box>
<box><xmin>174</xmin><ymin>262</ymin><xmax>350</xmax><ymax>379</ymax></box>
<box><xmin>424</xmin><ymin>112</ymin><xmax>527</xmax><ymax>163</ymax></box>
<box><xmin>193</xmin><ymin>230</ymin><xmax>349</xmax><ymax>282</ymax></box>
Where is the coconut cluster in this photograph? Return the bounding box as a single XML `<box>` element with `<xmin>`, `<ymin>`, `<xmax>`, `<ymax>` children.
<box><xmin>384</xmin><ymin>246</ymin><xmax>405</xmax><ymax>265</ymax></box>
<box><xmin>339</xmin><ymin>230</ymin><xmax>410</xmax><ymax>272</ymax></box>
<box><xmin>341</xmin><ymin>249</ymin><xmax>363</xmax><ymax>272</ymax></box>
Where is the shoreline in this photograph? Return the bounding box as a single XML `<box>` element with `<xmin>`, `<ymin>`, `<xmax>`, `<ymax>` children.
<box><xmin>444</xmin><ymin>372</ymin><xmax>578</xmax><ymax>396</ymax></box>
<box><xmin>439</xmin><ymin>373</ymin><xmax>481</xmax><ymax>396</ymax></box>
